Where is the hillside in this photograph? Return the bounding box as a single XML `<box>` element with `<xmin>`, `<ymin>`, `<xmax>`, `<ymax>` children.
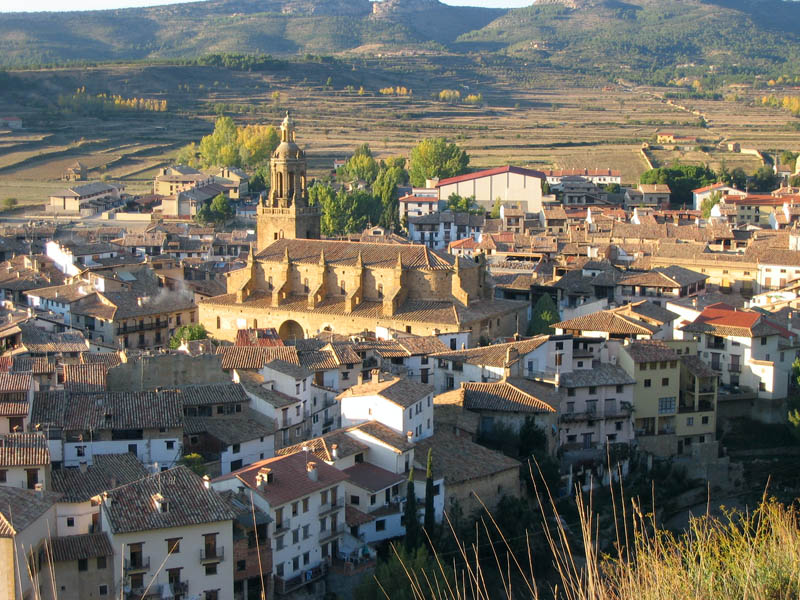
<box><xmin>1</xmin><ymin>0</ymin><xmax>799</xmax><ymax>83</ymax></box>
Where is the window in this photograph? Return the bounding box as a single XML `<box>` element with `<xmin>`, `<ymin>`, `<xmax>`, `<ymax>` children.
<box><xmin>351</xmin><ymin>495</ymin><xmax>360</xmax><ymax>505</ymax></box>
<box><xmin>97</xmin><ymin>556</ymin><xmax>106</xmax><ymax>569</ymax></box>
<box><xmin>616</xmin><ymin>421</ymin><xmax>623</xmax><ymax>431</ymax></box>
<box><xmin>205</xmin><ymin>592</ymin><xmax>218</xmax><ymax>600</ymax></box>
<box><xmin>555</xmin><ymin>341</ymin><xmax>563</xmax><ymax>350</ymax></box>
<box><xmin>99</xmin><ymin>585</ymin><xmax>108</xmax><ymax>596</ymax></box>
<box><xmin>167</xmin><ymin>538</ymin><xmax>181</xmax><ymax>554</ymax></box>
<box><xmin>640</xmin><ymin>363</ymin><xmax>647</xmax><ymax>371</ymax></box>
<box><xmin>205</xmin><ymin>563</ymin><xmax>217</xmax><ymax>576</ymax></box>
<box><xmin>275</xmin><ymin>535</ymin><xmax>284</xmax><ymax>550</ymax></box>
<box><xmin>686</xmin><ymin>417</ymin><xmax>694</xmax><ymax>426</ymax></box>
<box><xmin>67</xmin><ymin>517</ymin><xmax>74</xmax><ymax>527</ymax></box>
<box><xmin>702</xmin><ymin>416</ymin><xmax>709</xmax><ymax>424</ymax></box>
<box><xmin>303</xmin><ymin>524</ymin><xmax>310</xmax><ymax>539</ymax></box>
<box><xmin>433</xmin><ymin>484</ymin><xmax>440</xmax><ymax>496</ymax></box>
<box><xmin>303</xmin><ymin>497</ymin><xmax>309</xmax><ymax>512</ymax></box>
<box><xmin>759</xmin><ymin>381</ymin><xmax>766</xmax><ymax>392</ymax></box>
<box><xmin>616</xmin><ymin>385</ymin><xmax>624</xmax><ymax>393</ymax></box>
<box><xmin>303</xmin><ymin>551</ymin><xmax>310</xmax><ymax>566</ymax></box>
<box><xmin>78</xmin><ymin>558</ymin><xmax>88</xmax><ymax>572</ymax></box>
<box><xmin>232</xmin><ymin>443</ymin><xmax>240</xmax><ymax>453</ymax></box>
<box><xmin>658</xmin><ymin>397</ymin><xmax>676</xmax><ymax>414</ymax></box>
<box><xmin>376</xmin><ymin>519</ymin><xmax>386</xmax><ymax>532</ymax></box>
<box><xmin>166</xmin><ymin>440</ymin><xmax>174</xmax><ymax>450</ymax></box>
<box><xmin>342</xmin><ymin>371</ymin><xmax>349</xmax><ymax>380</ymax></box>
<box><xmin>644</xmin><ymin>379</ymin><xmax>652</xmax><ymax>388</ymax></box>
<box><xmin>566</xmin><ymin>402</ymin><xmax>575</xmax><ymax>413</ymax></box>
<box><xmin>588</xmin><ymin>386</ymin><xmax>596</xmax><ymax>394</ymax></box>
<box><xmin>662</xmin><ymin>377</ymin><xmax>669</xmax><ymax>386</ymax></box>
<box><xmin>76</xmin><ymin>446</ymin><xmax>86</xmax><ymax>457</ymax></box>
<box><xmin>761</xmin><ymin>337</ymin><xmax>768</xmax><ymax>345</ymax></box>
<box><xmin>567</xmin><ymin>388</ymin><xmax>575</xmax><ymax>397</ymax></box>
<box><xmin>370</xmin><ymin>494</ymin><xmax>377</xmax><ymax>506</ymax></box>
<box><xmin>237</xmin><ymin>560</ymin><xmax>246</xmax><ymax>572</ymax></box>
<box><xmin>0</xmin><ymin>470</ymin><xmax>5</xmax><ymax>483</ymax></box>
<box><xmin>292</xmin><ymin>529</ymin><xmax>299</xmax><ymax>544</ymax></box>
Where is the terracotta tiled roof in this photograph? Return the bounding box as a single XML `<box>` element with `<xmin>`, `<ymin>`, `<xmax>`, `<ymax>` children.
<box><xmin>680</xmin><ymin>355</ymin><xmax>716</xmax><ymax>379</ymax></box>
<box><xmin>0</xmin><ymin>432</ymin><xmax>50</xmax><ymax>467</ymax></box>
<box><xmin>178</xmin><ymin>382</ymin><xmax>249</xmax><ymax>406</ymax></box>
<box><xmin>11</xmin><ymin>357</ymin><xmax>56</xmax><ymax>375</ymax></box>
<box><xmin>255</xmin><ymin>238</ymin><xmax>455</xmax><ymax>271</ymax></box>
<box><xmin>681</xmin><ymin>304</ymin><xmax>780</xmax><ymax>338</ymax></box>
<box><xmin>623</xmin><ymin>340</ymin><xmax>679</xmax><ymax>363</ymax></box>
<box><xmin>342</xmin><ymin>462</ymin><xmax>405</xmax><ymax>493</ymax></box>
<box><xmin>80</xmin><ymin>352</ymin><xmax>123</xmax><ymax>368</ymax></box>
<box><xmin>216</xmin><ymin>346</ymin><xmax>300</xmax><ymax>370</ymax></box>
<box><xmin>216</xmin><ymin>452</ymin><xmax>349</xmax><ymax>508</ymax></box>
<box><xmin>396</xmin><ymin>336</ymin><xmax>449</xmax><ymax>356</ymax></box>
<box><xmin>0</xmin><ymin>487</ymin><xmax>60</xmax><ymax>536</ymax></box>
<box><xmin>0</xmin><ymin>372</ymin><xmax>32</xmax><ymax>393</ymax></box>
<box><xmin>431</xmin><ymin>336</ymin><xmax>549</xmax><ymax>367</ymax></box>
<box><xmin>352</xmin><ymin>421</ymin><xmax>414</xmax><ymax>452</ymax></box>
<box><xmin>185</xmin><ymin>409</ymin><xmax>274</xmax><ymax>445</ymax></box>
<box><xmin>264</xmin><ymin>359</ymin><xmax>311</xmax><ymax>380</ymax></box>
<box><xmin>413</xmin><ymin>431</ymin><xmax>520</xmax><ymax>485</ymax></box>
<box><xmin>276</xmin><ymin>429</ymin><xmax>369</xmax><ymax>463</ymax></box>
<box><xmin>554</xmin><ymin>311</ymin><xmax>658</xmax><ymax>336</ymax></box>
<box><xmin>235</xmin><ymin>328</ymin><xmax>284</xmax><ymax>347</ymax></box>
<box><xmin>461</xmin><ymin>378</ymin><xmax>558</xmax><ymax>413</ymax></box>
<box><xmin>18</xmin><ymin>323</ymin><xmax>88</xmax><ymax>354</ymax></box>
<box><xmin>51</xmin><ymin>453</ymin><xmax>149</xmax><ymax>502</ymax></box>
<box><xmin>337</xmin><ymin>375</ymin><xmax>433</xmax><ymax>408</ymax></box>
<box><xmin>104</xmin><ymin>466</ymin><xmax>235</xmax><ymax>534</ymax></box>
<box><xmin>437</xmin><ymin>166</ymin><xmax>545</xmax><ymax>187</ymax></box>
<box><xmin>50</xmin><ymin>533</ymin><xmax>114</xmax><ymax>562</ymax></box>
<box><xmin>345</xmin><ymin>505</ymin><xmax>375</xmax><ymax>527</ymax></box>
<box><xmin>236</xmin><ymin>372</ymin><xmax>299</xmax><ymax>409</ymax></box>
<box><xmin>63</xmin><ymin>363</ymin><xmax>107</xmax><ymax>392</ymax></box>
<box><xmin>31</xmin><ymin>389</ymin><xmax>183</xmax><ymax>431</ymax></box>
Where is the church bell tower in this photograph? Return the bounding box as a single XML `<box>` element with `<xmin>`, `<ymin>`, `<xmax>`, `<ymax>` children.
<box><xmin>256</xmin><ymin>111</ymin><xmax>321</xmax><ymax>251</ymax></box>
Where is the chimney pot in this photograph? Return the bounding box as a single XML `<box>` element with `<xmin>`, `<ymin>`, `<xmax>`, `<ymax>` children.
<box><xmin>202</xmin><ymin>474</ymin><xmax>210</xmax><ymax>489</ymax></box>
<box><xmin>331</xmin><ymin>444</ymin><xmax>339</xmax><ymax>459</ymax></box>
<box><xmin>307</xmin><ymin>461</ymin><xmax>318</xmax><ymax>481</ymax></box>
<box><xmin>406</xmin><ymin>431</ymin><xmax>413</xmax><ymax>443</ymax></box>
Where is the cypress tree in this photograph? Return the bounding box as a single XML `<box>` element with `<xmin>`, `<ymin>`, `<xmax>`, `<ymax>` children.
<box><xmin>404</xmin><ymin>467</ymin><xmax>419</xmax><ymax>551</ymax></box>
<box><xmin>424</xmin><ymin>448</ymin><xmax>436</xmax><ymax>538</ymax></box>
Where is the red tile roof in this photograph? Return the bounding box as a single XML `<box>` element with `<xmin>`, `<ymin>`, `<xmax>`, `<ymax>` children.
<box><xmin>436</xmin><ymin>166</ymin><xmax>546</xmax><ymax>187</ymax></box>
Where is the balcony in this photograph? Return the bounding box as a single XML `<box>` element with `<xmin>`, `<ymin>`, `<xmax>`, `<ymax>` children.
<box><xmin>115</xmin><ymin>321</ymin><xmax>167</xmax><ymax>335</ymax></box>
<box><xmin>728</xmin><ymin>362</ymin><xmax>741</xmax><ymax>373</ymax></box>
<box><xmin>706</xmin><ymin>338</ymin><xmax>725</xmax><ymax>350</ymax></box>
<box><xmin>170</xmin><ymin>582</ymin><xmax>189</xmax><ymax>595</ymax></box>
<box><xmin>274</xmin><ymin>518</ymin><xmax>291</xmax><ymax>534</ymax></box>
<box><xmin>199</xmin><ymin>546</ymin><xmax>224</xmax><ymax>562</ymax></box>
<box><xmin>124</xmin><ymin>557</ymin><xmax>150</xmax><ymax>574</ymax></box>
<box><xmin>678</xmin><ymin>400</ymin><xmax>714</xmax><ymax>413</ymax></box>
<box><xmin>318</xmin><ymin>499</ymin><xmax>342</xmax><ymax>517</ymax></box>
<box><xmin>274</xmin><ymin>563</ymin><xmax>327</xmax><ymax>595</ymax></box>
<box><xmin>319</xmin><ymin>522</ymin><xmax>346</xmax><ymax>544</ymax></box>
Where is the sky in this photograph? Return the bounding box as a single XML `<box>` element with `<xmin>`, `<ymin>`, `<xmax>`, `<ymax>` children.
<box><xmin>0</xmin><ymin>0</ymin><xmax>532</xmax><ymax>12</ymax></box>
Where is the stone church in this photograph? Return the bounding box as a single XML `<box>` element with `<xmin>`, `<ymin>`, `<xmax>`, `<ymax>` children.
<box><xmin>199</xmin><ymin>114</ymin><xmax>528</xmax><ymax>344</ymax></box>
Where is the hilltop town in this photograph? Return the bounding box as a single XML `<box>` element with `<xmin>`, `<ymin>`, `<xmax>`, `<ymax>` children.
<box><xmin>0</xmin><ymin>104</ymin><xmax>799</xmax><ymax>600</ymax></box>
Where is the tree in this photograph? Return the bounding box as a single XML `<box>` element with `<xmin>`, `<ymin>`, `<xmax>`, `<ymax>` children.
<box><xmin>780</xmin><ymin>150</ymin><xmax>798</xmax><ymax>167</ymax></box>
<box><xmin>490</xmin><ymin>197</ymin><xmax>502</xmax><ymax>219</ymax></box>
<box><xmin>404</xmin><ymin>468</ymin><xmax>420</xmax><ymax>552</ymax></box>
<box><xmin>2</xmin><ymin>197</ymin><xmax>18</xmax><ymax>211</ymax></box>
<box><xmin>542</xmin><ymin>180</ymin><xmax>551</xmax><ymax>195</ymax></box>
<box><xmin>354</xmin><ymin>544</ymin><xmax>453</xmax><ymax>600</ymax></box>
<box><xmin>528</xmin><ymin>294</ymin><xmax>559</xmax><ymax>336</ymax></box>
<box><xmin>700</xmin><ymin>190</ymin><xmax>723</xmax><ymax>219</ymax></box>
<box><xmin>179</xmin><ymin>453</ymin><xmax>207</xmax><ymax>476</ymax></box>
<box><xmin>604</xmin><ymin>182</ymin><xmax>621</xmax><ymax>194</ymax></box>
<box><xmin>210</xmin><ymin>193</ymin><xmax>233</xmax><ymax>222</ymax></box>
<box><xmin>169</xmin><ymin>324</ymin><xmax>208</xmax><ymax>349</ymax></box>
<box><xmin>424</xmin><ymin>449</ymin><xmax>435</xmax><ymax>539</ymax></box>
<box><xmin>640</xmin><ymin>164</ymin><xmax>717</xmax><ymax>206</ymax></box>
<box><xmin>408</xmin><ymin>137</ymin><xmax>469</xmax><ymax>187</ymax></box>
<box><xmin>344</xmin><ymin>152</ymin><xmax>379</xmax><ymax>184</ymax></box>
<box><xmin>446</xmin><ymin>193</ymin><xmax>482</xmax><ymax>214</ymax></box>
<box><xmin>790</xmin><ymin>174</ymin><xmax>800</xmax><ymax>188</ymax></box>
<box><xmin>752</xmin><ymin>164</ymin><xmax>780</xmax><ymax>192</ymax></box>
<box><xmin>375</xmin><ymin>164</ymin><xmax>405</xmax><ymax>232</ymax></box>
<box><xmin>174</xmin><ymin>142</ymin><xmax>200</xmax><ymax>167</ymax></box>
<box><xmin>249</xmin><ymin>165</ymin><xmax>270</xmax><ymax>194</ymax></box>
<box><xmin>312</xmin><ymin>184</ymin><xmax>377</xmax><ymax>237</ymax></box>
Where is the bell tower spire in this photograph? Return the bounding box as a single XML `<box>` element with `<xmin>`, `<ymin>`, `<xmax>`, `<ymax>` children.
<box><xmin>256</xmin><ymin>111</ymin><xmax>321</xmax><ymax>251</ymax></box>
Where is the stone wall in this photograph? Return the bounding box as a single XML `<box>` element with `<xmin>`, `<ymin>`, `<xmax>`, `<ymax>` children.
<box><xmin>107</xmin><ymin>353</ymin><xmax>229</xmax><ymax>391</ymax></box>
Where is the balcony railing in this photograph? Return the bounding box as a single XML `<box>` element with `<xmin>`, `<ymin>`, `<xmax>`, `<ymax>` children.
<box><xmin>274</xmin><ymin>518</ymin><xmax>291</xmax><ymax>534</ymax></box>
<box><xmin>319</xmin><ymin>522</ymin><xmax>346</xmax><ymax>544</ymax></box>
<box><xmin>678</xmin><ymin>400</ymin><xmax>714</xmax><ymax>413</ymax></box>
<box><xmin>115</xmin><ymin>321</ymin><xmax>167</xmax><ymax>335</ymax></box>
<box><xmin>706</xmin><ymin>338</ymin><xmax>725</xmax><ymax>350</ymax></box>
<box><xmin>318</xmin><ymin>499</ymin><xmax>342</xmax><ymax>516</ymax></box>
<box><xmin>170</xmin><ymin>582</ymin><xmax>189</xmax><ymax>595</ymax></box>
<box><xmin>274</xmin><ymin>563</ymin><xmax>327</xmax><ymax>595</ymax></box>
<box><xmin>124</xmin><ymin>557</ymin><xmax>150</xmax><ymax>574</ymax></box>
<box><xmin>199</xmin><ymin>546</ymin><xmax>224</xmax><ymax>562</ymax></box>
<box><xmin>728</xmin><ymin>363</ymin><xmax>741</xmax><ymax>373</ymax></box>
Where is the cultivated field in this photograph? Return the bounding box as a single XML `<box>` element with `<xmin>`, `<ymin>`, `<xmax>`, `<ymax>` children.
<box><xmin>0</xmin><ymin>60</ymin><xmax>796</xmax><ymax>214</ymax></box>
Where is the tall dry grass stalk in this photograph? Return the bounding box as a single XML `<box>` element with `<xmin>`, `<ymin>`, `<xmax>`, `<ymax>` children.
<box><xmin>382</xmin><ymin>464</ymin><xmax>800</xmax><ymax>600</ymax></box>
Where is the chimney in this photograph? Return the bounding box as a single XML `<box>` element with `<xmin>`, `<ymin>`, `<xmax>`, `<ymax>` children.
<box><xmin>109</xmin><ymin>476</ymin><xmax>117</xmax><ymax>489</ymax></box>
<box><xmin>256</xmin><ymin>467</ymin><xmax>272</xmax><ymax>487</ymax></box>
<box><xmin>307</xmin><ymin>461</ymin><xmax>318</xmax><ymax>481</ymax></box>
<box><xmin>331</xmin><ymin>444</ymin><xmax>339</xmax><ymax>460</ymax></box>
<box><xmin>79</xmin><ymin>461</ymin><xmax>88</xmax><ymax>474</ymax></box>
<box><xmin>357</xmin><ymin>372</ymin><xmax>364</xmax><ymax>385</ymax></box>
<box><xmin>407</xmin><ymin>431</ymin><xmax>413</xmax><ymax>444</ymax></box>
<box><xmin>371</xmin><ymin>368</ymin><xmax>381</xmax><ymax>382</ymax></box>
<box><xmin>202</xmin><ymin>474</ymin><xmax>210</xmax><ymax>489</ymax></box>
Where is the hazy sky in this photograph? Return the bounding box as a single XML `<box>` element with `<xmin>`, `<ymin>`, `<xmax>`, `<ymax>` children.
<box><xmin>0</xmin><ymin>0</ymin><xmax>532</xmax><ymax>12</ymax></box>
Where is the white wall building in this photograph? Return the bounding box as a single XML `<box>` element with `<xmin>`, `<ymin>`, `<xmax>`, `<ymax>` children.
<box><xmin>436</xmin><ymin>166</ymin><xmax>545</xmax><ymax>213</ymax></box>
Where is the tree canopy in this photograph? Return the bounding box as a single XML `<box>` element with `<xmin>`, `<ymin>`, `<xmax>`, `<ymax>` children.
<box><xmin>177</xmin><ymin>116</ymin><xmax>279</xmax><ymax>170</ymax></box>
<box><xmin>408</xmin><ymin>137</ymin><xmax>469</xmax><ymax>187</ymax></box>
<box><xmin>640</xmin><ymin>164</ymin><xmax>717</xmax><ymax>206</ymax></box>
<box><xmin>700</xmin><ymin>190</ymin><xmax>723</xmax><ymax>219</ymax></box>
<box><xmin>169</xmin><ymin>324</ymin><xmax>208</xmax><ymax>349</ymax></box>
<box><xmin>528</xmin><ymin>294</ymin><xmax>559</xmax><ymax>336</ymax></box>
<box><xmin>195</xmin><ymin>193</ymin><xmax>233</xmax><ymax>224</ymax></box>
<box><xmin>310</xmin><ymin>184</ymin><xmax>380</xmax><ymax>237</ymax></box>
<box><xmin>446</xmin><ymin>193</ymin><xmax>482</xmax><ymax>214</ymax></box>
